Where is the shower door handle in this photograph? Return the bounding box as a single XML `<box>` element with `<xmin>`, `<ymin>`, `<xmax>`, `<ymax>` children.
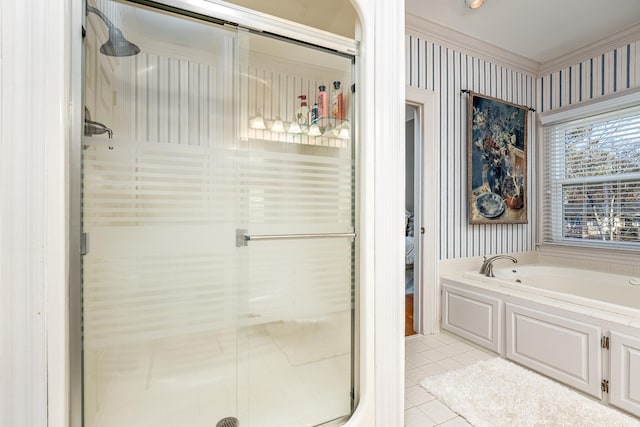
<box><xmin>236</xmin><ymin>229</ymin><xmax>356</xmax><ymax>247</ymax></box>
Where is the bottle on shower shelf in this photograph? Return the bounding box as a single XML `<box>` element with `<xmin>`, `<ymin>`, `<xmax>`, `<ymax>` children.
<box><xmin>317</xmin><ymin>84</ymin><xmax>328</xmax><ymax>126</ymax></box>
<box><xmin>331</xmin><ymin>81</ymin><xmax>344</xmax><ymax>120</ymax></box>
<box><xmin>296</xmin><ymin>95</ymin><xmax>309</xmax><ymax>126</ymax></box>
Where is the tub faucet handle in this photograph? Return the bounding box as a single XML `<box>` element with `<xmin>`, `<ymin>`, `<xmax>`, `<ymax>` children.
<box><xmin>479</xmin><ymin>256</ymin><xmax>490</xmax><ymax>275</ymax></box>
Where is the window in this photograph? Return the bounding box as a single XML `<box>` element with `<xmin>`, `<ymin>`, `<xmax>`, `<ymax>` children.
<box><xmin>543</xmin><ymin>104</ymin><xmax>640</xmax><ymax>249</ymax></box>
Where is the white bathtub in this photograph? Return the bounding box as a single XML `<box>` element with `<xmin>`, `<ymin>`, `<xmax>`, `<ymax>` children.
<box><xmin>442</xmin><ymin>264</ymin><xmax>640</xmax><ymax>418</ymax></box>
<box><xmin>462</xmin><ymin>265</ymin><xmax>640</xmax><ymax>319</ymax></box>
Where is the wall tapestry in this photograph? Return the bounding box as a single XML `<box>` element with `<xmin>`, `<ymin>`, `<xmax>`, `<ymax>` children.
<box><xmin>468</xmin><ymin>92</ymin><xmax>528</xmax><ymax>224</ymax></box>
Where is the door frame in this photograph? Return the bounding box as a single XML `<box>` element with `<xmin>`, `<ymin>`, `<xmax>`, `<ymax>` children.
<box><xmin>70</xmin><ymin>1</ymin><xmax>362</xmax><ymax>426</ymax></box>
<box><xmin>405</xmin><ymin>86</ymin><xmax>439</xmax><ymax>335</ymax></box>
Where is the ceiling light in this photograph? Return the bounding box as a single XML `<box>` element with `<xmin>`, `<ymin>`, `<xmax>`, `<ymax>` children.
<box><xmin>249</xmin><ymin>111</ymin><xmax>266</xmax><ymax>130</ymax></box>
<box><xmin>327</xmin><ymin>122</ymin><xmax>351</xmax><ymax>139</ymax></box>
<box><xmin>307</xmin><ymin>124</ymin><xmax>321</xmax><ymax>137</ymax></box>
<box><xmin>338</xmin><ymin>123</ymin><xmax>350</xmax><ymax>140</ymax></box>
<box><xmin>287</xmin><ymin>121</ymin><xmax>302</xmax><ymax>134</ymax></box>
<box><xmin>271</xmin><ymin>117</ymin><xmax>285</xmax><ymax>133</ymax></box>
<box><xmin>465</xmin><ymin>0</ymin><xmax>484</xmax><ymax>9</ymax></box>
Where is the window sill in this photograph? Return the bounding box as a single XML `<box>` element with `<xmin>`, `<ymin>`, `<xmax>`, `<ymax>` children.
<box><xmin>536</xmin><ymin>242</ymin><xmax>640</xmax><ymax>267</ymax></box>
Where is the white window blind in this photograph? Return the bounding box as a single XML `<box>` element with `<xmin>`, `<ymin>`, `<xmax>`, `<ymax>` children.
<box><xmin>543</xmin><ymin>104</ymin><xmax>640</xmax><ymax>248</ymax></box>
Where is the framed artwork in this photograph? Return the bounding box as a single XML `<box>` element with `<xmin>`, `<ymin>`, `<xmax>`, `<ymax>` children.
<box><xmin>468</xmin><ymin>93</ymin><xmax>528</xmax><ymax>224</ymax></box>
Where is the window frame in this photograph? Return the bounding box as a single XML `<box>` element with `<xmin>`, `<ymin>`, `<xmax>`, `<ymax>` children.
<box><xmin>539</xmin><ymin>89</ymin><xmax>640</xmax><ymax>254</ymax></box>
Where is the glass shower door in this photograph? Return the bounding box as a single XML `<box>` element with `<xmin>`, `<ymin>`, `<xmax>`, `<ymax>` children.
<box><xmin>81</xmin><ymin>1</ymin><xmax>356</xmax><ymax>426</ymax></box>
<box><xmin>82</xmin><ymin>2</ymin><xmax>242</xmax><ymax>426</ymax></box>
<box><xmin>236</xmin><ymin>32</ymin><xmax>355</xmax><ymax>426</ymax></box>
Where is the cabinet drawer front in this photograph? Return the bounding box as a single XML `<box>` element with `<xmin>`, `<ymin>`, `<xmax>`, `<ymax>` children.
<box><xmin>441</xmin><ymin>285</ymin><xmax>501</xmax><ymax>353</ymax></box>
<box><xmin>610</xmin><ymin>331</ymin><xmax>640</xmax><ymax>417</ymax></box>
<box><xmin>506</xmin><ymin>303</ymin><xmax>602</xmax><ymax>398</ymax></box>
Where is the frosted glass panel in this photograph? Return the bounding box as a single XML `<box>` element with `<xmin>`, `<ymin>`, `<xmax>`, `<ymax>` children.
<box><xmin>238</xmin><ymin>32</ymin><xmax>355</xmax><ymax>426</ymax></box>
<box><xmin>83</xmin><ymin>1</ymin><xmax>240</xmax><ymax>425</ymax></box>
<box><xmin>83</xmin><ymin>140</ymin><xmax>241</xmax><ymax>425</ymax></box>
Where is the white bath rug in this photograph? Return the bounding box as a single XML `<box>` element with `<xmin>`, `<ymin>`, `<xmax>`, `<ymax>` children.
<box><xmin>420</xmin><ymin>357</ymin><xmax>640</xmax><ymax>427</ymax></box>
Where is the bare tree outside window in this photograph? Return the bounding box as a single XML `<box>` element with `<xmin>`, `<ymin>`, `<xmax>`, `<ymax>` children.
<box><xmin>557</xmin><ymin>113</ymin><xmax>640</xmax><ymax>243</ymax></box>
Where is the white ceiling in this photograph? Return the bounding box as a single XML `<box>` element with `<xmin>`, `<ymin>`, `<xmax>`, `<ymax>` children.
<box><xmin>405</xmin><ymin>0</ymin><xmax>640</xmax><ymax>65</ymax></box>
<box><xmin>226</xmin><ymin>0</ymin><xmax>357</xmax><ymax>38</ymax></box>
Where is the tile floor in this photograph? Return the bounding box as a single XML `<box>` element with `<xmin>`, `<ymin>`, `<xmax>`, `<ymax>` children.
<box><xmin>404</xmin><ymin>331</ymin><xmax>497</xmax><ymax>427</ymax></box>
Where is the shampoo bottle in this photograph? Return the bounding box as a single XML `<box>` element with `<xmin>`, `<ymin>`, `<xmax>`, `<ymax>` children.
<box><xmin>331</xmin><ymin>81</ymin><xmax>344</xmax><ymax>119</ymax></box>
<box><xmin>296</xmin><ymin>95</ymin><xmax>309</xmax><ymax>126</ymax></box>
<box><xmin>317</xmin><ymin>84</ymin><xmax>328</xmax><ymax>124</ymax></box>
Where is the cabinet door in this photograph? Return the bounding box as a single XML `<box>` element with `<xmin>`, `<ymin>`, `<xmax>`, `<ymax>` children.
<box><xmin>505</xmin><ymin>303</ymin><xmax>602</xmax><ymax>398</ymax></box>
<box><xmin>610</xmin><ymin>331</ymin><xmax>640</xmax><ymax>417</ymax></box>
<box><xmin>441</xmin><ymin>284</ymin><xmax>501</xmax><ymax>353</ymax></box>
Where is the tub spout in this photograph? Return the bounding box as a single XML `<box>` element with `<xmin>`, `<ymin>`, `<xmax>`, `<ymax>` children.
<box><xmin>84</xmin><ymin>107</ymin><xmax>113</xmax><ymax>139</ymax></box>
<box><xmin>479</xmin><ymin>255</ymin><xmax>518</xmax><ymax>277</ymax></box>
<box><xmin>84</xmin><ymin>119</ymin><xmax>113</xmax><ymax>139</ymax></box>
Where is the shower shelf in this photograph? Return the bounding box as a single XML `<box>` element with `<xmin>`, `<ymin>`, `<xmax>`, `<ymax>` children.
<box><xmin>247</xmin><ymin>116</ymin><xmax>350</xmax><ymax>148</ymax></box>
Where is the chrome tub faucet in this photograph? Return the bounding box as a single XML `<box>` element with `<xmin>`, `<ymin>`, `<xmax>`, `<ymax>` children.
<box><xmin>479</xmin><ymin>255</ymin><xmax>518</xmax><ymax>277</ymax></box>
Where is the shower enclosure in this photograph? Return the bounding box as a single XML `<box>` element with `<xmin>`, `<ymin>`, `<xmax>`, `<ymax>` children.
<box><xmin>79</xmin><ymin>1</ymin><xmax>357</xmax><ymax>426</ymax></box>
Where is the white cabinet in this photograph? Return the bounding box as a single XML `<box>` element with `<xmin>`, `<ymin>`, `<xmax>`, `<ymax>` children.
<box><xmin>441</xmin><ymin>284</ymin><xmax>501</xmax><ymax>353</ymax></box>
<box><xmin>441</xmin><ymin>278</ymin><xmax>640</xmax><ymax>415</ymax></box>
<box><xmin>505</xmin><ymin>303</ymin><xmax>602</xmax><ymax>398</ymax></box>
<box><xmin>610</xmin><ymin>331</ymin><xmax>640</xmax><ymax>417</ymax></box>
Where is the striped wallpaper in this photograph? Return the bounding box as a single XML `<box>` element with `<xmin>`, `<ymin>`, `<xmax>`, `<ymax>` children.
<box><xmin>129</xmin><ymin>51</ymin><xmax>232</xmax><ymax>147</ymax></box>
<box><xmin>406</xmin><ymin>26</ymin><xmax>640</xmax><ymax>259</ymax></box>
<box><xmin>539</xmin><ymin>42</ymin><xmax>640</xmax><ymax>113</ymax></box>
<box><xmin>406</xmin><ymin>31</ymin><xmax>538</xmax><ymax>260</ymax></box>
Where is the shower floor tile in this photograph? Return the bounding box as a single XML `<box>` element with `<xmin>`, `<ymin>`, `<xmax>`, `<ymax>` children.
<box><xmin>85</xmin><ymin>312</ymin><xmax>351</xmax><ymax>427</ymax></box>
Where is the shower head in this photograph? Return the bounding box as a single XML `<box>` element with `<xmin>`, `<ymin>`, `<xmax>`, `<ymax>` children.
<box><xmin>100</xmin><ymin>26</ymin><xmax>141</xmax><ymax>57</ymax></box>
<box><xmin>87</xmin><ymin>5</ymin><xmax>140</xmax><ymax>57</ymax></box>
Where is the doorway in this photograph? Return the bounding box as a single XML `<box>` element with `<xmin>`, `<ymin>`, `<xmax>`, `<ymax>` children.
<box><xmin>405</xmin><ymin>105</ymin><xmax>419</xmax><ymax>336</ymax></box>
<box><xmin>404</xmin><ymin>87</ymin><xmax>439</xmax><ymax>337</ymax></box>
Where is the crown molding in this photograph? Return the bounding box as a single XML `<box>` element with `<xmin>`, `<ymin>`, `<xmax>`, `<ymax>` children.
<box><xmin>406</xmin><ymin>13</ymin><xmax>640</xmax><ymax>79</ymax></box>
<box><xmin>405</xmin><ymin>13</ymin><xmax>541</xmax><ymax>76</ymax></box>
<box><xmin>538</xmin><ymin>22</ymin><xmax>640</xmax><ymax>76</ymax></box>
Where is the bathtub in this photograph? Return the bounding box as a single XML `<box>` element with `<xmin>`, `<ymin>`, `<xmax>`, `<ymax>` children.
<box><xmin>462</xmin><ymin>265</ymin><xmax>640</xmax><ymax>319</ymax></box>
<box><xmin>441</xmin><ymin>264</ymin><xmax>640</xmax><ymax>418</ymax></box>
